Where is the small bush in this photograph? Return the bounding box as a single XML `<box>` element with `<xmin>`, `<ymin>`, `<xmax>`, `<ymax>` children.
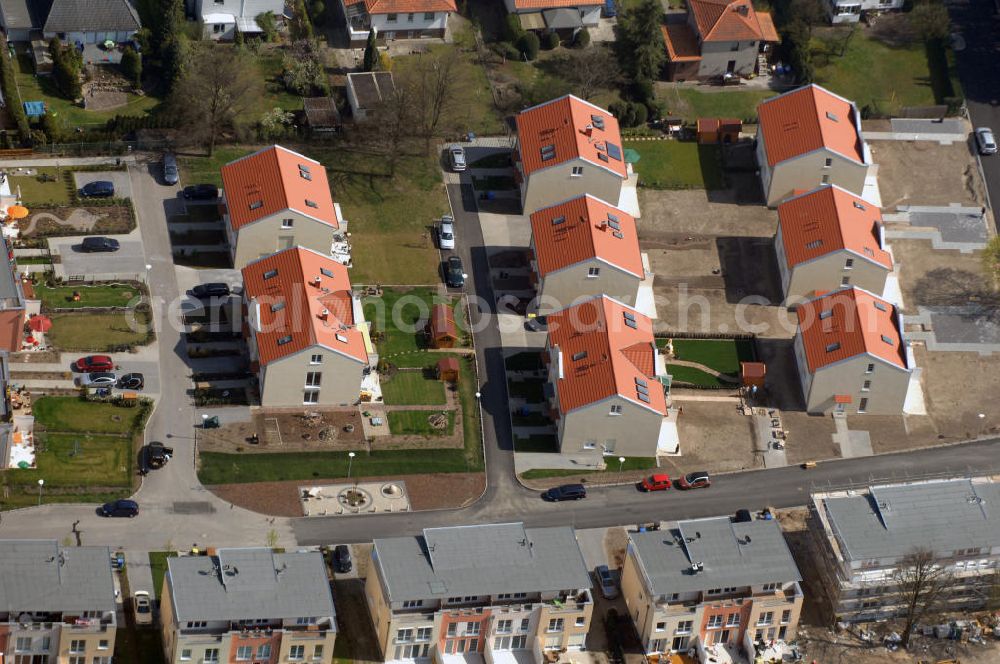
<box><xmin>504</xmin><ymin>14</ymin><xmax>525</xmax><ymax>42</ymax></box>
<box><xmin>574</xmin><ymin>27</ymin><xmax>590</xmax><ymax>48</ymax></box>
<box><xmin>517</xmin><ymin>32</ymin><xmax>540</xmax><ymax>61</ymax></box>
<box><xmin>255</xmin><ymin>11</ymin><xmax>278</xmax><ymax>41</ymax></box>
<box><xmin>493</xmin><ymin>41</ymin><xmax>520</xmax><ymax>61</ymax></box>
<box><xmin>542</xmin><ymin>31</ymin><xmax>560</xmax><ymax>50</ymax></box>
<box><xmin>631</xmin><ymin>102</ymin><xmax>648</xmax><ymax>126</ymax></box>
<box><xmin>120</xmin><ymin>46</ymin><xmax>141</xmax><ymax>87</ymax></box>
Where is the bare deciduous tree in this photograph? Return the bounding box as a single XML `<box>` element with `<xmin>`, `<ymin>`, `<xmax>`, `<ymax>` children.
<box><xmin>401</xmin><ymin>48</ymin><xmax>461</xmax><ymax>154</ymax></box>
<box><xmin>892</xmin><ymin>548</ymin><xmax>953</xmax><ymax>649</ymax></box>
<box><xmin>547</xmin><ymin>47</ymin><xmax>622</xmax><ymax>101</ymax></box>
<box><xmin>171</xmin><ymin>45</ymin><xmax>263</xmax><ymax>156</ymax></box>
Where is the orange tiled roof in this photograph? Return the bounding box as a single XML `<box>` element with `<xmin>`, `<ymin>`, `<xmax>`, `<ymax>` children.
<box><xmin>797</xmin><ymin>287</ymin><xmax>907</xmax><ymax>373</ymax></box>
<box><xmin>221</xmin><ymin>145</ymin><xmax>339</xmax><ymax>232</ymax></box>
<box><xmin>688</xmin><ymin>0</ymin><xmax>776</xmax><ymax>42</ymax></box>
<box><xmin>511</xmin><ymin>0</ymin><xmax>601</xmax><ymax>7</ymax></box>
<box><xmin>756</xmin><ymin>11</ymin><xmax>779</xmax><ymax>42</ymax></box>
<box><xmin>547</xmin><ymin>296</ymin><xmax>667</xmax><ymax>415</ymax></box>
<box><xmin>516</xmin><ymin>95</ymin><xmax>629</xmax><ymax>179</ymax></box>
<box><xmin>757</xmin><ymin>84</ymin><xmax>865</xmax><ymax>167</ymax></box>
<box><xmin>661</xmin><ymin>23</ymin><xmax>702</xmax><ymax>62</ymax></box>
<box><xmin>778</xmin><ymin>185</ymin><xmax>892</xmax><ymax>270</ymax></box>
<box><xmin>344</xmin><ymin>0</ymin><xmax>457</xmax><ymax>12</ymax></box>
<box><xmin>530</xmin><ymin>195</ymin><xmax>644</xmax><ymax>279</ymax></box>
<box><xmin>241</xmin><ymin>247</ymin><xmax>368</xmax><ymax>367</ymax></box>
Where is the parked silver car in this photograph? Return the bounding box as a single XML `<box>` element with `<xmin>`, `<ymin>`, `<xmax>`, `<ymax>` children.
<box><xmin>439</xmin><ymin>215</ymin><xmax>455</xmax><ymax>250</ymax></box>
<box><xmin>975</xmin><ymin>127</ymin><xmax>998</xmax><ymax>155</ymax></box>
<box><xmin>448</xmin><ymin>145</ymin><xmax>467</xmax><ymax>172</ymax></box>
<box><xmin>76</xmin><ymin>371</ymin><xmax>117</xmax><ymax>387</ymax></box>
<box><xmin>163</xmin><ymin>152</ymin><xmax>179</xmax><ymax>185</ymax></box>
<box><xmin>595</xmin><ymin>565</ymin><xmax>619</xmax><ymax>600</ymax></box>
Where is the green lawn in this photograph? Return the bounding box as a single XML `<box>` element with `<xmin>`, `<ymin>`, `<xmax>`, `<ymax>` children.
<box><xmin>810</xmin><ymin>26</ymin><xmax>946</xmax><ymax>114</ymax></box>
<box><xmin>381</xmin><ymin>370</ymin><xmax>446</xmax><ymax>405</ymax></box>
<box><xmin>666</xmin><ymin>338</ymin><xmax>755</xmax><ymax>376</ymax></box>
<box><xmin>659</xmin><ymin>88</ymin><xmax>777</xmax><ymax>123</ymax></box>
<box><xmin>179</xmin><ymin>146</ymin><xmax>255</xmax><ymax>187</ymax></box>
<box><xmin>9</xmin><ymin>168</ymin><xmax>72</xmax><ymax>205</ymax></box>
<box><xmin>33</xmin><ymin>396</ymin><xmax>144</xmax><ymax>435</ymax></box>
<box><xmin>387</xmin><ymin>410</ymin><xmax>455</xmax><ymax>436</ymax></box>
<box><xmin>200</xmin><ymin>351</ymin><xmax>483</xmax><ymax>483</ymax></box>
<box><xmin>148</xmin><ymin>551</ymin><xmax>178</xmax><ymax>600</ymax></box>
<box><xmin>12</xmin><ymin>49</ymin><xmax>160</xmax><ymax>128</ymax></box>
<box><xmin>520</xmin><ymin>457</ymin><xmax>658</xmax><ymax>479</ymax></box>
<box><xmin>665</xmin><ymin>363</ymin><xmax>731</xmax><ymax>388</ymax></box>
<box><xmin>36</xmin><ymin>283</ymin><xmax>140</xmax><ymax>310</ymax></box>
<box><xmin>364</xmin><ymin>288</ymin><xmax>454</xmax><ymax>357</ymax></box>
<box><xmin>628</xmin><ymin>141</ymin><xmax>724</xmax><ymax>190</ymax></box>
<box><xmin>255</xmin><ymin>50</ymin><xmax>305</xmax><ymax>114</ymax></box>
<box><xmin>47</xmin><ymin>310</ymin><xmax>152</xmax><ymax>351</ymax></box>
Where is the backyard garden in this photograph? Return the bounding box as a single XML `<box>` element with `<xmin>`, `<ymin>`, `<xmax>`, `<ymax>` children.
<box><xmin>657</xmin><ymin>337</ymin><xmax>756</xmax><ymax>388</ymax></box>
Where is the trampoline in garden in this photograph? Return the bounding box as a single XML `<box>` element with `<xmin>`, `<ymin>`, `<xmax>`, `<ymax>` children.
<box><xmin>23</xmin><ymin>101</ymin><xmax>45</xmax><ymax>118</ymax></box>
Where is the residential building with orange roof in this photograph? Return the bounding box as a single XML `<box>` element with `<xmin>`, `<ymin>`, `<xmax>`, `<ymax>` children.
<box><xmin>661</xmin><ymin>0</ymin><xmax>779</xmax><ymax>81</ymax></box>
<box><xmin>775</xmin><ymin>184</ymin><xmax>893</xmax><ymax>304</ymax></box>
<box><xmin>793</xmin><ymin>287</ymin><xmax>913</xmax><ymax>415</ymax></box>
<box><xmin>338</xmin><ymin>0</ymin><xmax>457</xmax><ymax>47</ymax></box>
<box><xmin>514</xmin><ymin>95</ymin><xmax>636</xmax><ymax>216</ymax></box>
<box><xmin>241</xmin><ymin>247</ymin><xmax>375</xmax><ymax>408</ymax></box>
<box><xmin>221</xmin><ymin>145</ymin><xmax>345</xmax><ymax>269</ymax></box>
<box><xmin>827</xmin><ymin>0</ymin><xmax>903</xmax><ymax>25</ymax></box>
<box><xmin>755</xmin><ymin>84</ymin><xmax>875</xmax><ymax>207</ymax></box>
<box><xmin>503</xmin><ymin>0</ymin><xmax>603</xmax><ymax>34</ymax></box>
<box><xmin>544</xmin><ymin>295</ymin><xmax>676</xmax><ymax>458</ymax></box>
<box><xmin>529</xmin><ymin>194</ymin><xmax>654</xmax><ymax>315</ymax></box>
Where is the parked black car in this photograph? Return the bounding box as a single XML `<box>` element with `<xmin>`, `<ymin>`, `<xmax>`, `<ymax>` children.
<box><xmin>542</xmin><ymin>483</ymin><xmax>587</xmax><ymax>502</ymax></box>
<box><xmin>80</xmin><ymin>236</ymin><xmax>120</xmax><ymax>252</ymax></box>
<box><xmin>79</xmin><ymin>180</ymin><xmax>115</xmax><ymax>198</ymax></box>
<box><xmin>145</xmin><ymin>442</ymin><xmax>174</xmax><ymax>469</ymax></box>
<box><xmin>100</xmin><ymin>499</ymin><xmax>139</xmax><ymax>517</ymax></box>
<box><xmin>117</xmin><ymin>373</ymin><xmax>144</xmax><ymax>390</ymax></box>
<box><xmin>183</xmin><ymin>183</ymin><xmax>219</xmax><ymax>200</ymax></box>
<box><xmin>332</xmin><ymin>544</ymin><xmax>352</xmax><ymax>573</ymax></box>
<box><xmin>445</xmin><ymin>255</ymin><xmax>465</xmax><ymax>288</ymax></box>
<box><xmin>191</xmin><ymin>282</ymin><xmax>231</xmax><ymax>299</ymax></box>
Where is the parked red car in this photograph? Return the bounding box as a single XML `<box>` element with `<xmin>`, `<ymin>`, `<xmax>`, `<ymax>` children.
<box><xmin>74</xmin><ymin>355</ymin><xmax>114</xmax><ymax>372</ymax></box>
<box><xmin>639</xmin><ymin>474</ymin><xmax>672</xmax><ymax>492</ymax></box>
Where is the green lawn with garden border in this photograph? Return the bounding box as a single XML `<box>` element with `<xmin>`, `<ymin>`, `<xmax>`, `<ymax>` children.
<box><xmin>381</xmin><ymin>369</ymin><xmax>447</xmax><ymax>406</ymax></box>
<box><xmin>628</xmin><ymin>140</ymin><xmax>724</xmax><ymax>190</ymax></box>
<box><xmin>519</xmin><ymin>456</ymin><xmax>658</xmax><ymax>479</ymax></box>
<box><xmin>387</xmin><ymin>410</ymin><xmax>456</xmax><ymax>436</ymax></box>
<box><xmin>47</xmin><ymin>309</ymin><xmax>153</xmax><ymax>351</ymax></box>
<box><xmin>36</xmin><ymin>283</ymin><xmax>141</xmax><ymax>310</ymax></box>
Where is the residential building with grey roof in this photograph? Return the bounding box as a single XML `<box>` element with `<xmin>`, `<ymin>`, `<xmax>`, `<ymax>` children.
<box><xmin>160</xmin><ymin>548</ymin><xmax>336</xmax><ymax>664</ymax></box>
<box><xmin>809</xmin><ymin>477</ymin><xmax>1000</xmax><ymax>623</ymax></box>
<box><xmin>621</xmin><ymin>516</ymin><xmax>803</xmax><ymax>662</ymax></box>
<box><xmin>0</xmin><ymin>540</ymin><xmax>117</xmax><ymax>664</ymax></box>
<box><xmin>365</xmin><ymin>523</ymin><xmax>594</xmax><ymax>664</ymax></box>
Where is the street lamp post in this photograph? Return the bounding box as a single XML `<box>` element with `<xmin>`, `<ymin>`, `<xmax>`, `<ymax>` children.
<box><xmin>979</xmin><ymin>412</ymin><xmax>986</xmax><ymax>436</ymax></box>
<box><xmin>348</xmin><ymin>451</ymin><xmax>356</xmax><ymax>482</ymax></box>
<box><xmin>617</xmin><ymin>456</ymin><xmax>625</xmax><ymax>485</ymax></box>
<box><xmin>37</xmin><ymin>478</ymin><xmax>44</xmax><ymax>505</ymax></box>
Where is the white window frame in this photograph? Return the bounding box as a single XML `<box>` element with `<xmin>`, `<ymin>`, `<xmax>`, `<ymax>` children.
<box><xmin>281</xmin><ymin>218</ymin><xmax>294</xmax><ymax>229</ymax></box>
<box><xmin>571</xmin><ymin>166</ymin><xmax>584</xmax><ymax>177</ymax></box>
<box><xmin>304</xmin><ymin>390</ymin><xmax>320</xmax><ymax>404</ymax></box>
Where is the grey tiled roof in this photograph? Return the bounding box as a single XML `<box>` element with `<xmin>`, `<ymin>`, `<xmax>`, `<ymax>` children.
<box><xmin>43</xmin><ymin>0</ymin><xmax>140</xmax><ymax>33</ymax></box>
<box><xmin>372</xmin><ymin>523</ymin><xmax>592</xmax><ymax>601</ymax></box>
<box><xmin>631</xmin><ymin>517</ymin><xmax>801</xmax><ymax>595</ymax></box>
<box><xmin>819</xmin><ymin>478</ymin><xmax>1000</xmax><ymax>562</ymax></box>
<box><xmin>0</xmin><ymin>0</ymin><xmax>45</xmax><ymax>30</ymax></box>
<box><xmin>167</xmin><ymin>549</ymin><xmax>336</xmax><ymax>623</ymax></box>
<box><xmin>0</xmin><ymin>540</ymin><xmax>115</xmax><ymax>613</ymax></box>
<box><xmin>347</xmin><ymin>72</ymin><xmax>394</xmax><ymax>111</ymax></box>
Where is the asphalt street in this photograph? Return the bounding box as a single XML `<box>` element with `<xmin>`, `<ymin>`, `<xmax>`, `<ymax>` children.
<box><xmin>950</xmin><ymin>0</ymin><xmax>1000</xmax><ymax>215</ymax></box>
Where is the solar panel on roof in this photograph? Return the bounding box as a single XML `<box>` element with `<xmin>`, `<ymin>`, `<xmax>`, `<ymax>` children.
<box><xmin>624</xmin><ymin>311</ymin><xmax>636</xmax><ymax>321</ymax></box>
<box><xmin>637</xmin><ymin>393</ymin><xmax>650</xmax><ymax>403</ymax></box>
<box><xmin>636</xmin><ymin>384</ymin><xmax>648</xmax><ymax>395</ymax></box>
<box><xmin>608</xmin><ymin>213</ymin><xmax>619</xmax><ymax>222</ymax></box>
<box><xmin>608</xmin><ymin>219</ymin><xmax>621</xmax><ymax>231</ymax></box>
<box><xmin>624</xmin><ymin>318</ymin><xmax>637</xmax><ymax>329</ymax></box>
<box><xmin>591</xmin><ymin>115</ymin><xmax>605</xmax><ymax>129</ymax></box>
<box><xmin>635</xmin><ymin>377</ymin><xmax>647</xmax><ymax>387</ymax></box>
<box><xmin>613</xmin><ymin>231</ymin><xmax>624</xmax><ymax>239</ymax></box>
<box><xmin>606</xmin><ymin>142</ymin><xmax>622</xmax><ymax>161</ymax></box>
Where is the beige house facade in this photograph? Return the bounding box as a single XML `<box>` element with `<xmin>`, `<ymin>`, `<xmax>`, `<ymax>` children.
<box><xmin>161</xmin><ymin>549</ymin><xmax>337</xmax><ymax>664</ymax></box>
<box><xmin>793</xmin><ymin>287</ymin><xmax>912</xmax><ymax>415</ymax></box>
<box><xmin>242</xmin><ymin>247</ymin><xmax>374</xmax><ymax>409</ymax></box>
<box><xmin>809</xmin><ymin>477</ymin><xmax>1000</xmax><ymax>624</ymax></box>
<box><xmin>221</xmin><ymin>145</ymin><xmax>344</xmax><ymax>269</ymax></box>
<box><xmin>365</xmin><ymin>524</ymin><xmax>593</xmax><ymax>664</ymax></box>
<box><xmin>621</xmin><ymin>517</ymin><xmax>803</xmax><ymax>661</ymax></box>
<box><xmin>775</xmin><ymin>185</ymin><xmax>892</xmax><ymax>305</ymax></box>
<box><xmin>529</xmin><ymin>195</ymin><xmax>646</xmax><ymax>314</ymax></box>
<box><xmin>0</xmin><ymin>541</ymin><xmax>117</xmax><ymax>664</ymax></box>
<box><xmin>515</xmin><ymin>96</ymin><xmax>629</xmax><ymax>215</ymax></box>
<box><xmin>756</xmin><ymin>85</ymin><xmax>873</xmax><ymax>207</ymax></box>
<box><xmin>544</xmin><ymin>295</ymin><xmax>674</xmax><ymax>459</ymax></box>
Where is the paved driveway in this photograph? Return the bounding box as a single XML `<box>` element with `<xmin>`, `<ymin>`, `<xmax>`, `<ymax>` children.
<box><xmin>73</xmin><ymin>171</ymin><xmax>133</xmax><ymax>199</ymax></box>
<box><xmin>50</xmin><ymin>235</ymin><xmax>148</xmax><ymax>278</ymax></box>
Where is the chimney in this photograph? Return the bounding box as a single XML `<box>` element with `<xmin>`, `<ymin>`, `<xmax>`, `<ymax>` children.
<box><xmin>313</xmin><ymin>276</ymin><xmax>322</xmax><ymax>287</ymax></box>
<box><xmin>320</xmin><ymin>309</ymin><xmax>329</xmax><ymax>319</ymax></box>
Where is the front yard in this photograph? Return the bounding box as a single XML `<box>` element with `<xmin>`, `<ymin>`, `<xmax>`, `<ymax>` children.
<box><xmin>628</xmin><ymin>140</ymin><xmax>724</xmax><ymax>190</ymax></box>
<box><xmin>2</xmin><ymin>396</ymin><xmax>149</xmax><ymax>508</ymax></box>
<box><xmin>9</xmin><ymin>167</ymin><xmax>73</xmax><ymax>205</ymax></box>
<box><xmin>47</xmin><ymin>308</ymin><xmax>153</xmax><ymax>351</ymax></box>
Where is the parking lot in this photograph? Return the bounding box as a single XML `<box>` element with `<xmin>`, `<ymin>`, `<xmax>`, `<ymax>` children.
<box><xmin>73</xmin><ymin>170</ymin><xmax>134</xmax><ymax>199</ymax></box>
<box><xmin>49</xmin><ymin>233</ymin><xmax>148</xmax><ymax>279</ymax></box>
